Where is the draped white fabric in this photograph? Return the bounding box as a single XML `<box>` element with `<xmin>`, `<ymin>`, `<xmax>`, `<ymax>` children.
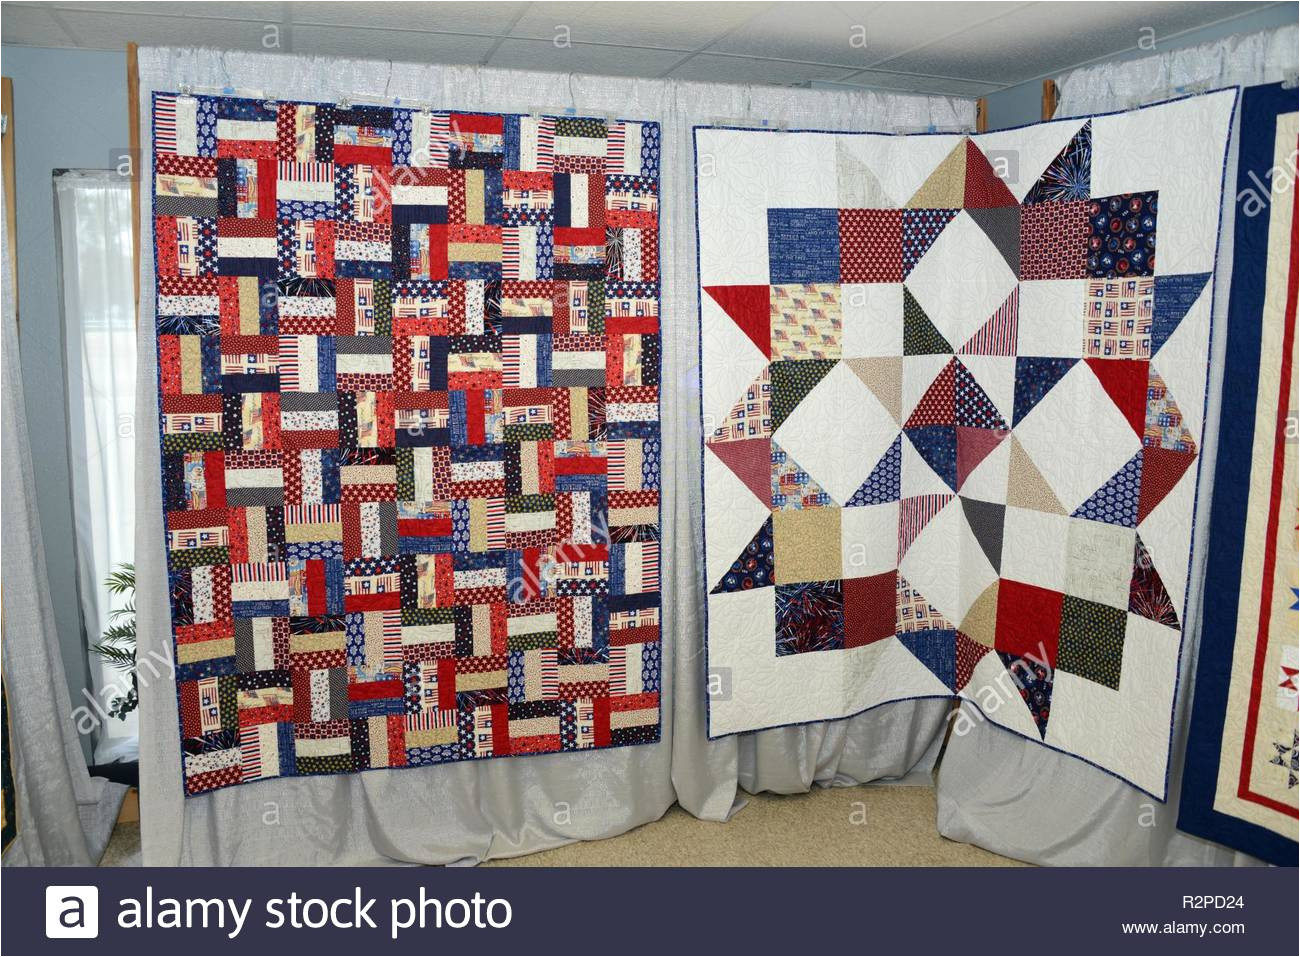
<box><xmin>2</xmin><ymin>178</ymin><xmax>127</xmax><ymax>866</ymax></box>
<box><xmin>935</xmin><ymin>25</ymin><xmax>1297</xmax><ymax>867</ymax></box>
<box><xmin>134</xmin><ymin>46</ymin><xmax>972</xmax><ymax>865</ymax></box>
<box><xmin>54</xmin><ymin>170</ymin><xmax>139</xmax><ymax>765</ymax></box>
<box><xmin>1056</xmin><ymin>24</ymin><xmax>1298</xmax><ymax>112</ymax></box>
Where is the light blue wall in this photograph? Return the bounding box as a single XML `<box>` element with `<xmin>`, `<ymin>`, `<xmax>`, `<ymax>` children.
<box><xmin>3</xmin><ymin>45</ymin><xmax>129</xmax><ymax>761</ymax></box>
<box><xmin>985</xmin><ymin>2</ymin><xmax>1299</xmax><ymax>129</ymax></box>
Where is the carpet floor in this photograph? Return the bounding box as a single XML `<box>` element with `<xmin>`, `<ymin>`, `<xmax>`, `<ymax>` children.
<box><xmin>99</xmin><ymin>784</ymin><xmax>1023</xmax><ymax>867</ymax></box>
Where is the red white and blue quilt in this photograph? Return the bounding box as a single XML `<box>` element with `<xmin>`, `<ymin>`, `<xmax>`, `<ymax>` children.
<box><xmin>696</xmin><ymin>91</ymin><xmax>1236</xmax><ymax>798</ymax></box>
<box><xmin>1178</xmin><ymin>82</ymin><xmax>1298</xmax><ymax>864</ymax></box>
<box><xmin>150</xmin><ymin>93</ymin><xmax>662</xmax><ymax>794</ymax></box>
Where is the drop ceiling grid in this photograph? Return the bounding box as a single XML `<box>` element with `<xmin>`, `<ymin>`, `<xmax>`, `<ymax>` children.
<box><xmin>0</xmin><ymin>1</ymin><xmax>1289</xmax><ymax>95</ymax></box>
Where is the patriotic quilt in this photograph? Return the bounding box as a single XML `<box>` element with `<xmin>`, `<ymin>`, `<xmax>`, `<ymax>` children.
<box><xmin>696</xmin><ymin>90</ymin><xmax>1236</xmax><ymax>798</ymax></box>
<box><xmin>1179</xmin><ymin>82</ymin><xmax>1298</xmax><ymax>864</ymax></box>
<box><xmin>150</xmin><ymin>93</ymin><xmax>662</xmax><ymax>795</ymax></box>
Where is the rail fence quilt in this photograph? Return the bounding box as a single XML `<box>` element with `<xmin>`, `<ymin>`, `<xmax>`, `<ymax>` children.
<box><xmin>696</xmin><ymin>90</ymin><xmax>1236</xmax><ymax>798</ymax></box>
<box><xmin>149</xmin><ymin>93</ymin><xmax>662</xmax><ymax>794</ymax></box>
<box><xmin>1179</xmin><ymin>82</ymin><xmax>1298</xmax><ymax>864</ymax></box>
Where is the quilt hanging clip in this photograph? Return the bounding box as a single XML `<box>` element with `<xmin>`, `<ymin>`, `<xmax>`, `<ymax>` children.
<box><xmin>706</xmin><ymin>115</ymin><xmax>783</xmax><ymax>130</ymax></box>
<box><xmin>892</xmin><ymin>122</ymin><xmax>971</xmax><ymax>135</ymax></box>
<box><xmin>176</xmin><ymin>81</ymin><xmax>266</xmax><ymax>102</ymax></box>
<box><xmin>1135</xmin><ymin>78</ymin><xmax>1212</xmax><ymax>109</ymax></box>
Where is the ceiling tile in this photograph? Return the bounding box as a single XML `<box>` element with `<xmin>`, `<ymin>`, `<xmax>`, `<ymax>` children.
<box><xmin>486</xmin><ymin>38</ymin><xmax>688</xmax><ymax>77</ymax></box>
<box><xmin>8</xmin><ymin>1</ymin><xmax>290</xmax><ymax>26</ymax></box>
<box><xmin>294</xmin><ymin>2</ymin><xmax>530</xmax><ymax>35</ymax></box>
<box><xmin>709</xmin><ymin>1</ymin><xmax>1028</xmax><ymax>67</ymax></box>
<box><xmin>0</xmin><ymin>4</ymin><xmax>81</xmax><ymax>47</ymax></box>
<box><xmin>289</xmin><ymin>24</ymin><xmax>496</xmax><ymax>65</ymax></box>
<box><xmin>5</xmin><ymin>9</ymin><xmax>280</xmax><ymax>52</ymax></box>
<box><xmin>667</xmin><ymin>53</ymin><xmax>861</xmax><ymax>85</ymax></box>
<box><xmin>509</xmin><ymin>1</ymin><xmax>767</xmax><ymax>50</ymax></box>
<box><xmin>871</xmin><ymin>0</ymin><xmax>1278</xmax><ymax>83</ymax></box>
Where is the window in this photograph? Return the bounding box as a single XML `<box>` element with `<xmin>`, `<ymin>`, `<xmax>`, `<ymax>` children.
<box><xmin>54</xmin><ymin>169</ymin><xmax>137</xmax><ymax>763</ymax></box>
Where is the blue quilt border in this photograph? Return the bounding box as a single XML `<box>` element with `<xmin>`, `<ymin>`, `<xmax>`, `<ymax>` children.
<box><xmin>1177</xmin><ymin>81</ymin><xmax>1299</xmax><ymax>867</ymax></box>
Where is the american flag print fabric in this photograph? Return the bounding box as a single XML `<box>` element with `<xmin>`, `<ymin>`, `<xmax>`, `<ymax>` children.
<box><xmin>150</xmin><ymin>92</ymin><xmax>662</xmax><ymax>795</ymax></box>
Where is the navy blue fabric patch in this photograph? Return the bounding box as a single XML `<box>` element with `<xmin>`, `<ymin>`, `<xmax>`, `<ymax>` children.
<box><xmin>767</xmin><ymin>208</ymin><xmax>840</xmax><ymax>284</ymax></box>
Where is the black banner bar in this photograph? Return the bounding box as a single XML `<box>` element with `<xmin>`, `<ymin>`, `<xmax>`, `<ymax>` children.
<box><xmin>4</xmin><ymin>866</ymin><xmax>1296</xmax><ymax>955</ymax></box>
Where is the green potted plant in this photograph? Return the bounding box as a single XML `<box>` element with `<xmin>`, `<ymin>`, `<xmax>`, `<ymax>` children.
<box><xmin>89</xmin><ymin>563</ymin><xmax>137</xmax><ymax>719</ymax></box>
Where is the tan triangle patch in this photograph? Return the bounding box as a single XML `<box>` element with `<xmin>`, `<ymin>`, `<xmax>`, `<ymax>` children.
<box><xmin>1006</xmin><ymin>436</ymin><xmax>1066</xmax><ymax>514</ymax></box>
<box><xmin>844</xmin><ymin>356</ymin><xmax>902</xmax><ymax>424</ymax></box>
<box><xmin>959</xmin><ymin>580</ymin><xmax>999</xmax><ymax>647</ymax></box>
<box><xmin>906</xmin><ymin>138</ymin><xmax>968</xmax><ymax>208</ymax></box>
<box><xmin>837</xmin><ymin>139</ymin><xmax>894</xmax><ymax>208</ymax></box>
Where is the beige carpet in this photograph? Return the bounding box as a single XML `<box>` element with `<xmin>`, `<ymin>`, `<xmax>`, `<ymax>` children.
<box><xmin>486</xmin><ymin>785</ymin><xmax>1021</xmax><ymax>866</ymax></box>
<box><xmin>100</xmin><ymin>785</ymin><xmax>1023</xmax><ymax>867</ymax></box>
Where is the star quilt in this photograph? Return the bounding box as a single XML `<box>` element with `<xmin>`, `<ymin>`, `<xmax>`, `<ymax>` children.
<box><xmin>149</xmin><ymin>93</ymin><xmax>662</xmax><ymax>794</ymax></box>
<box><xmin>696</xmin><ymin>90</ymin><xmax>1236</xmax><ymax>798</ymax></box>
<box><xmin>1179</xmin><ymin>82</ymin><xmax>1298</xmax><ymax>864</ymax></box>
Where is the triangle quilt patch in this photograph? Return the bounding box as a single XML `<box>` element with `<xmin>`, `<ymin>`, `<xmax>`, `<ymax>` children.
<box><xmin>1073</xmin><ymin>450</ymin><xmax>1143</xmax><ymax>528</ymax></box>
<box><xmin>1023</xmin><ymin>120</ymin><xmax>1091</xmax><ymax>204</ymax></box>
<box><xmin>898</xmin><ymin>494</ymin><xmax>953</xmax><ymax>559</ymax></box>
<box><xmin>709</xmin><ymin>366</ymin><xmax>771</xmax><ymax>443</ymax></box>
<box><xmin>1012</xmin><ymin>356</ymin><xmax>1076</xmax><ymax>426</ymax></box>
<box><xmin>960</xmin><ymin>496</ymin><xmax>1006</xmax><ymax>572</ymax></box>
<box><xmin>955</xmin><ymin>629</ymin><xmax>992</xmax><ymax>691</ymax></box>
<box><xmin>771</xmin><ymin>440</ymin><xmax>834</xmax><ymax>510</ymax></box>
<box><xmin>845</xmin><ymin>356</ymin><xmax>903</xmax><ymax>424</ymax></box>
<box><xmin>1086</xmin><ymin>357</ymin><xmax>1149</xmax><ymax>437</ymax></box>
<box><xmin>960</xmin><ymin>286</ymin><xmax>1019</xmax><ymax>356</ymax></box>
<box><xmin>898</xmin><ymin>629</ymin><xmax>957</xmax><ymax>691</ymax></box>
<box><xmin>770</xmin><ymin>358</ymin><xmax>837</xmax><ymax>432</ymax></box>
<box><xmin>1136</xmin><ymin>446</ymin><xmax>1196</xmax><ymax>524</ymax></box>
<box><xmin>956</xmin><ymin>426</ymin><xmax>1009</xmax><ymax>491</ymax></box>
<box><xmin>906</xmin><ymin>425</ymin><xmax>959</xmax><ymax>491</ymax></box>
<box><xmin>963</xmin><ymin>139</ymin><xmax>1019</xmax><ymax>209</ymax></box>
<box><xmin>902</xmin><ymin>207</ymin><xmax>960</xmax><ymax>277</ymax></box>
<box><xmin>965</xmin><ymin>205</ymin><xmax>1021</xmax><ymax>274</ymax></box>
<box><xmin>1130</xmin><ymin>533</ymin><xmax>1179</xmax><ymax>627</ymax></box>
<box><xmin>711</xmin><ymin>515</ymin><xmax>775</xmax><ymax>594</ymax></box>
<box><xmin>903</xmin><ymin>286</ymin><xmax>953</xmax><ymax>355</ymax></box>
<box><xmin>897</xmin><ymin>573</ymin><xmax>955</xmax><ymax>632</ymax></box>
<box><xmin>846</xmin><ymin>435</ymin><xmax>903</xmax><ymax>506</ymax></box>
<box><xmin>708</xmin><ymin>436</ymin><xmax>772</xmax><ymax>508</ymax></box>
<box><xmin>1006</xmin><ymin>436</ymin><xmax>1066</xmax><ymax>514</ymax></box>
<box><xmin>907</xmin><ymin>138</ymin><xmax>967</xmax><ymax>208</ymax></box>
<box><xmin>906</xmin><ymin>357</ymin><xmax>957</xmax><ymax>427</ymax></box>
<box><xmin>1151</xmin><ymin>272</ymin><xmax>1210</xmax><ymax>356</ymax></box>
<box><xmin>704</xmin><ymin>285</ymin><xmax>771</xmax><ymax>358</ymax></box>
<box><xmin>998</xmin><ymin>651</ymin><xmax>1054</xmax><ymax>738</ymax></box>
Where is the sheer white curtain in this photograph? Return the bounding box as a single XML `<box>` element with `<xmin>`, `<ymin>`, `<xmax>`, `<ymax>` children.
<box><xmin>54</xmin><ymin>170</ymin><xmax>138</xmax><ymax>764</ymax></box>
<box><xmin>936</xmin><ymin>24</ymin><xmax>1297</xmax><ymax>867</ymax></box>
<box><xmin>134</xmin><ymin>45</ymin><xmax>972</xmax><ymax>865</ymax></box>
<box><xmin>2</xmin><ymin>177</ymin><xmax>128</xmax><ymax>866</ymax></box>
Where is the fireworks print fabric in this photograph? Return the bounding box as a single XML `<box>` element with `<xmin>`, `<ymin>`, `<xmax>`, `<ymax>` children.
<box><xmin>149</xmin><ymin>92</ymin><xmax>662</xmax><ymax>795</ymax></box>
<box><xmin>697</xmin><ymin>91</ymin><xmax>1236</xmax><ymax>798</ymax></box>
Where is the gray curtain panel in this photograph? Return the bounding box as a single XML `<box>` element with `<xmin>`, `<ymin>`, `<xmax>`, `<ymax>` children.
<box><xmin>2</xmin><ymin>179</ymin><xmax>127</xmax><ymax>867</ymax></box>
<box><xmin>134</xmin><ymin>46</ymin><xmax>973</xmax><ymax>865</ymax></box>
<box><xmin>935</xmin><ymin>25</ymin><xmax>1297</xmax><ymax>867</ymax></box>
